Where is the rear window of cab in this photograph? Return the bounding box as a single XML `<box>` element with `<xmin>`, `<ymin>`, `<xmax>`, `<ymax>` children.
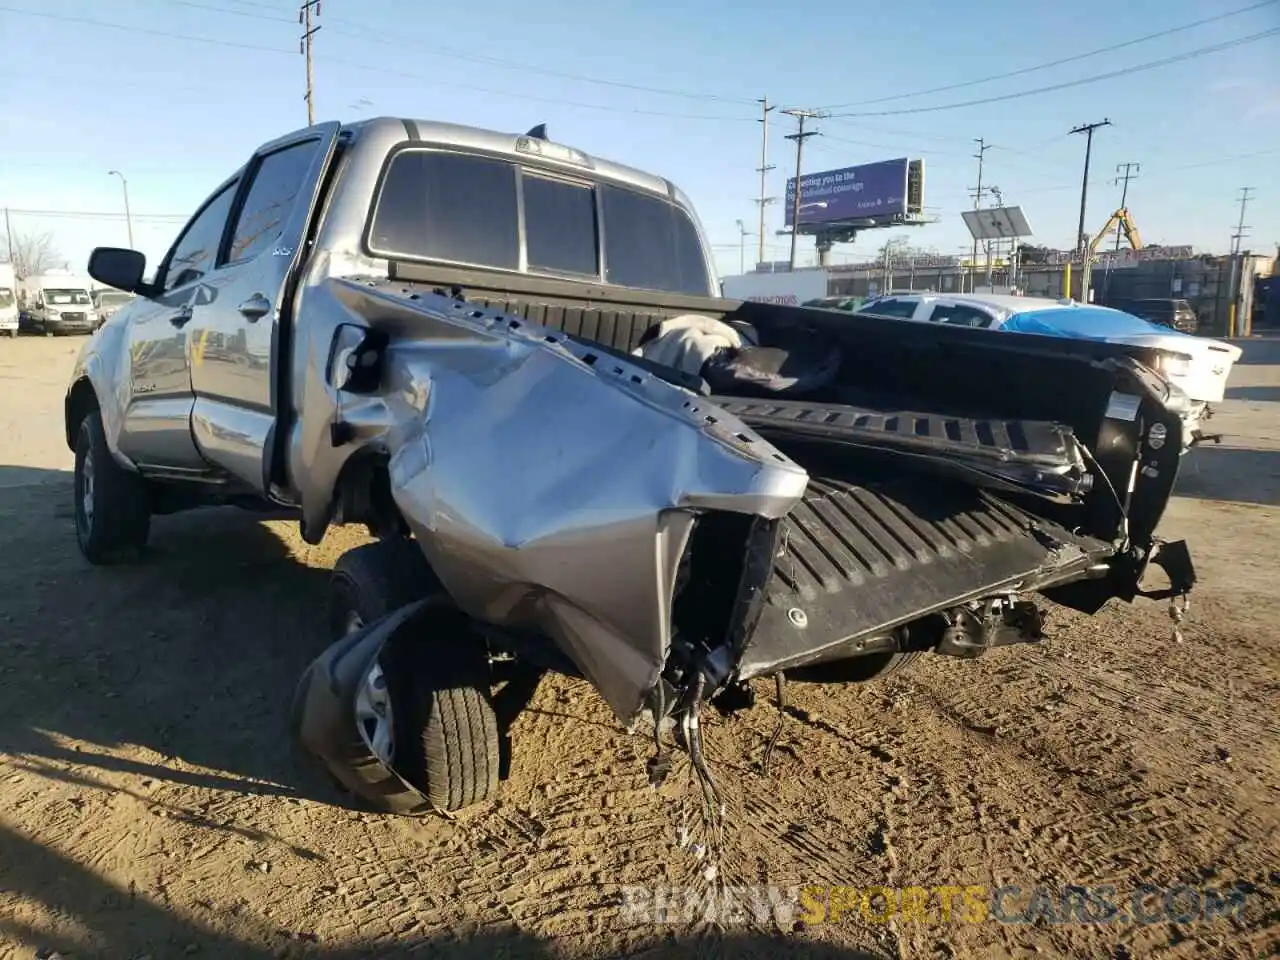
<box><xmin>366</xmin><ymin>148</ymin><xmax>713</xmax><ymax>297</ymax></box>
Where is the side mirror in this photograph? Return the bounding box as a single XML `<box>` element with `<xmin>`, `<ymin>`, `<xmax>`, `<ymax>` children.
<box><xmin>88</xmin><ymin>247</ymin><xmax>148</xmax><ymax>295</ymax></box>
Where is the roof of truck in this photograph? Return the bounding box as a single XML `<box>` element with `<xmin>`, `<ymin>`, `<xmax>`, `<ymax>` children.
<box><xmin>341</xmin><ymin>116</ymin><xmax>683</xmax><ymax>206</ymax></box>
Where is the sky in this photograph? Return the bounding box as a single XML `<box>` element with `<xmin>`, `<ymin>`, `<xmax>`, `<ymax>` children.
<box><xmin>1</xmin><ymin>0</ymin><xmax>1277</xmax><ymax>281</ymax></box>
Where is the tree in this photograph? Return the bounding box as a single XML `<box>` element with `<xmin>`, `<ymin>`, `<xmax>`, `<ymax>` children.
<box><xmin>2</xmin><ymin>228</ymin><xmax>63</xmax><ymax>279</ymax></box>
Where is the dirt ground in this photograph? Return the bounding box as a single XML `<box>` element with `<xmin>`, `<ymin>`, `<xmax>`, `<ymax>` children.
<box><xmin>1</xmin><ymin>335</ymin><xmax>1277</xmax><ymax>960</ymax></box>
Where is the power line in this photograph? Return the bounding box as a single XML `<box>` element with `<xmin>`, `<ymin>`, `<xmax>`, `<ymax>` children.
<box><xmin>819</xmin><ymin>0</ymin><xmax>1279</xmax><ymax>109</ymax></box>
<box><xmin>316</xmin><ymin>18</ymin><xmax>758</xmax><ymax>105</ymax></box>
<box><xmin>828</xmin><ymin>27</ymin><xmax>1280</xmax><ymax>118</ymax></box>
<box><xmin>0</xmin><ymin>207</ymin><xmax>189</xmax><ymax>221</ymax></box>
<box><xmin>0</xmin><ymin>4</ymin><xmax>291</xmax><ymax>53</ymax></box>
<box><xmin>0</xmin><ymin>5</ymin><xmax>758</xmax><ymax>121</ymax></box>
<box><xmin>157</xmin><ymin>0</ymin><xmax>757</xmax><ymax>105</ymax></box>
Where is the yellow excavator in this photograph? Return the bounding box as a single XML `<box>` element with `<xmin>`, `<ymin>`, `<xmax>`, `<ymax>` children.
<box><xmin>1069</xmin><ymin>207</ymin><xmax>1144</xmax><ymax>299</ymax></box>
<box><xmin>1090</xmin><ymin>207</ymin><xmax>1144</xmax><ymax>254</ymax></box>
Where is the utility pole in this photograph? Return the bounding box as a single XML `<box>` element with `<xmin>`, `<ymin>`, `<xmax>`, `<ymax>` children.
<box><xmin>1231</xmin><ymin>186</ymin><xmax>1254</xmax><ymax>255</ymax></box>
<box><xmin>1070</xmin><ymin>119</ymin><xmax>1111</xmax><ymax>253</ymax></box>
<box><xmin>3</xmin><ymin>207</ymin><xmax>13</xmax><ymax>266</ymax></box>
<box><xmin>1069</xmin><ymin>119</ymin><xmax>1111</xmax><ymax>303</ymax></box>
<box><xmin>968</xmin><ymin>138</ymin><xmax>990</xmax><ymax>293</ymax></box>
<box><xmin>299</xmin><ymin>0</ymin><xmax>322</xmax><ymax>126</ymax></box>
<box><xmin>754</xmin><ymin>98</ymin><xmax>776</xmax><ymax>270</ymax></box>
<box><xmin>1229</xmin><ymin>186</ymin><xmax>1255</xmax><ymax>337</ymax></box>
<box><xmin>1112</xmin><ymin>162</ymin><xmax>1140</xmax><ymax>253</ymax></box>
<box><xmin>735</xmin><ymin>219</ymin><xmax>755</xmax><ymax>275</ymax></box>
<box><xmin>107</xmin><ymin>170</ymin><xmax>134</xmax><ymax>248</ymax></box>
<box><xmin>783</xmin><ymin>109</ymin><xmax>823</xmax><ymax>271</ymax></box>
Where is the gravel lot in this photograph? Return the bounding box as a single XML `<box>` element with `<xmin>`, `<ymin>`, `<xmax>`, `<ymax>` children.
<box><xmin>1</xmin><ymin>334</ymin><xmax>1277</xmax><ymax>960</ymax></box>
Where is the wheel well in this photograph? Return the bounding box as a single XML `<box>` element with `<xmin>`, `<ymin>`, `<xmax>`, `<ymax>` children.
<box><xmin>331</xmin><ymin>450</ymin><xmax>408</xmax><ymax>539</ymax></box>
<box><xmin>65</xmin><ymin>379</ymin><xmax>99</xmax><ymax>451</ymax></box>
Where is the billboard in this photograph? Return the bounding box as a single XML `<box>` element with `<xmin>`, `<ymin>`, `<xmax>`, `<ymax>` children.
<box><xmin>784</xmin><ymin>158</ymin><xmax>911</xmax><ymax>227</ymax></box>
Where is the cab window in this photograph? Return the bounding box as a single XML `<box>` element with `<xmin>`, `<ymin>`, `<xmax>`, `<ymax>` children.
<box><xmin>926</xmin><ymin>303</ymin><xmax>992</xmax><ymax>328</ymax></box>
<box><xmin>225</xmin><ymin>140</ymin><xmax>322</xmax><ymax>265</ymax></box>
<box><xmin>863</xmin><ymin>297</ymin><xmax>919</xmax><ymax>319</ymax></box>
<box><xmin>162</xmin><ymin>182</ymin><xmax>239</xmax><ymax>293</ymax></box>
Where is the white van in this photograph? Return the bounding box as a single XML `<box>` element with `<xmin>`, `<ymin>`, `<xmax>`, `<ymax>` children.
<box><xmin>0</xmin><ymin>263</ymin><xmax>17</xmax><ymax>337</ymax></box>
<box><xmin>17</xmin><ymin>273</ymin><xmax>97</xmax><ymax>336</ymax></box>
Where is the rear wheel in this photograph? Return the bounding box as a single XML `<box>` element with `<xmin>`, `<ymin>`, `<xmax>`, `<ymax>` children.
<box><xmin>74</xmin><ymin>410</ymin><xmax>150</xmax><ymax>564</ymax></box>
<box><xmin>382</xmin><ymin>607</ymin><xmax>501</xmax><ymax>812</ymax></box>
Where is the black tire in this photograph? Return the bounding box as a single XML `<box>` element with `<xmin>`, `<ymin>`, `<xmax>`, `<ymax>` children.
<box><xmin>787</xmin><ymin>650</ymin><xmax>922</xmax><ymax>684</ymax></box>
<box><xmin>74</xmin><ymin>409</ymin><xmax>150</xmax><ymax>564</ymax></box>
<box><xmin>327</xmin><ymin>538</ymin><xmax>441</xmax><ymax>642</ymax></box>
<box><xmin>384</xmin><ymin>605</ymin><xmax>501</xmax><ymax>811</ymax></box>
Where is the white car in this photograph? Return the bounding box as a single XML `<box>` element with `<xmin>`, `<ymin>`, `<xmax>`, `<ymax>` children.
<box><xmin>857</xmin><ymin>293</ymin><xmax>1241</xmax><ymax>449</ymax></box>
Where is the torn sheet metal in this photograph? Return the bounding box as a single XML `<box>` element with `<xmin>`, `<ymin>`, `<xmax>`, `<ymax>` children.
<box><xmin>320</xmin><ymin>282</ymin><xmax>810</xmax><ymax>724</ymax></box>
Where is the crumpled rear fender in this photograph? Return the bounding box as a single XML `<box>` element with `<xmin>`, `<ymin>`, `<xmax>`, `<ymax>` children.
<box><xmin>292</xmin><ymin>281</ymin><xmax>810</xmax><ymax>723</ymax></box>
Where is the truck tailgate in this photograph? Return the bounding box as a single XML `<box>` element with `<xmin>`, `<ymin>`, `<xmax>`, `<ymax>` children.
<box><xmin>735</xmin><ymin>474</ymin><xmax>1114</xmax><ymax>679</ymax></box>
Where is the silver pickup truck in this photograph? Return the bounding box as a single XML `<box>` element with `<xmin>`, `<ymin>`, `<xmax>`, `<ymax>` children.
<box><xmin>69</xmin><ymin>117</ymin><xmax>1196</xmax><ymax>816</ymax></box>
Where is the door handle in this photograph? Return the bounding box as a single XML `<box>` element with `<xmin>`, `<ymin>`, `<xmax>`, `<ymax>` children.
<box><xmin>238</xmin><ymin>294</ymin><xmax>272</xmax><ymax>322</ymax></box>
<box><xmin>169</xmin><ymin>305</ymin><xmax>193</xmax><ymax>328</ymax></box>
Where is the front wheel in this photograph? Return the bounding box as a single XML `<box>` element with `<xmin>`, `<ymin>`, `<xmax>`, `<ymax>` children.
<box><xmin>74</xmin><ymin>410</ymin><xmax>150</xmax><ymax>563</ymax></box>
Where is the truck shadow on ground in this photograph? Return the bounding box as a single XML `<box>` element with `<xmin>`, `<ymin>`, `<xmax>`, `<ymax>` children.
<box><xmin>0</xmin><ymin>823</ymin><xmax>886</xmax><ymax>960</ymax></box>
<box><xmin>1174</xmin><ymin>447</ymin><xmax>1280</xmax><ymax>506</ymax></box>
<box><xmin>0</xmin><ymin>468</ymin><xmax>892</xmax><ymax>958</ymax></box>
<box><xmin>0</xmin><ymin>467</ymin><xmax>364</xmax><ymax>810</ymax></box>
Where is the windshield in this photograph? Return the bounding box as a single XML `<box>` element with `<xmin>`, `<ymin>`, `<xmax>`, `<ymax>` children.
<box><xmin>43</xmin><ymin>288</ymin><xmax>92</xmax><ymax>306</ymax></box>
<box><xmin>0</xmin><ymin>288</ymin><xmax>13</xmax><ymax>309</ymax></box>
<box><xmin>95</xmin><ymin>291</ymin><xmax>132</xmax><ymax>307</ymax></box>
<box><xmin>368</xmin><ymin>149</ymin><xmax>713</xmax><ymax>297</ymax></box>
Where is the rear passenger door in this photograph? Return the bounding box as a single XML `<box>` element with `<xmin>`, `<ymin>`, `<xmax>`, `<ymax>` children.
<box><xmin>184</xmin><ymin>122</ymin><xmax>341</xmax><ymax>493</ymax></box>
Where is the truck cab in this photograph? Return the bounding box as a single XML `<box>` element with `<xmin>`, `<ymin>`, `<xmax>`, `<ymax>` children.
<box><xmin>68</xmin><ymin>117</ymin><xmax>722</xmax><ymax>529</ymax></box>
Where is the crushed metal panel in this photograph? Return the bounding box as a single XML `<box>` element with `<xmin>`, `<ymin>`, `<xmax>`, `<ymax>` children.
<box><xmin>323</xmin><ymin>282</ymin><xmax>809</xmax><ymax>723</ymax></box>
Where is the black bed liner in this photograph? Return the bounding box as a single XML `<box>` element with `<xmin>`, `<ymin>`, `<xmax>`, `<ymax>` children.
<box><xmin>735</xmin><ymin>474</ymin><xmax>1114</xmax><ymax>678</ymax></box>
<box><xmin>714</xmin><ymin>397</ymin><xmax>1091</xmax><ymax>501</ymax></box>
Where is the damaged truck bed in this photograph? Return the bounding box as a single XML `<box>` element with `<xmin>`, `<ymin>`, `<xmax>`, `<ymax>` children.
<box><xmin>68</xmin><ymin>116</ymin><xmax>1196</xmax><ymax>817</ymax></box>
<box><xmin>291</xmin><ymin>282</ymin><xmax>1195</xmax><ymax>816</ymax></box>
